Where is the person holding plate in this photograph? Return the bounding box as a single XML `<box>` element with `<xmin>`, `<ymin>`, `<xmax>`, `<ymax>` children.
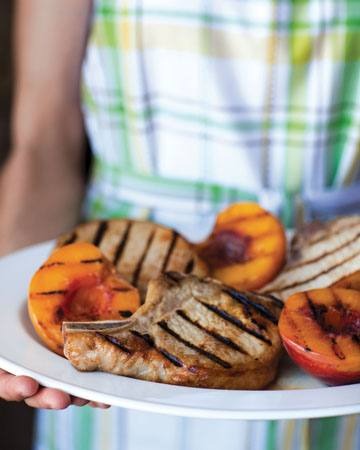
<box><xmin>0</xmin><ymin>0</ymin><xmax>360</xmax><ymax>449</ymax></box>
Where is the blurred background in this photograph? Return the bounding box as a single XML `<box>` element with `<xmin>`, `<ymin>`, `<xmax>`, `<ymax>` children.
<box><xmin>0</xmin><ymin>1</ymin><xmax>35</xmax><ymax>448</ymax></box>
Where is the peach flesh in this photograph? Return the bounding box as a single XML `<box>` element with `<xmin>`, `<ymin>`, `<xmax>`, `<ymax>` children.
<box><xmin>198</xmin><ymin>229</ymin><xmax>250</xmax><ymax>269</ymax></box>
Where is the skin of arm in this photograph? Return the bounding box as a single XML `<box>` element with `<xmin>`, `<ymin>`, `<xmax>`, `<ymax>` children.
<box><xmin>0</xmin><ymin>0</ymin><xmax>108</xmax><ymax>409</ymax></box>
<box><xmin>0</xmin><ymin>0</ymin><xmax>90</xmax><ymax>256</ymax></box>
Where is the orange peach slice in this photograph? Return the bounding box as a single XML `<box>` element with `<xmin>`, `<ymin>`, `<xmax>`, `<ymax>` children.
<box><xmin>332</xmin><ymin>271</ymin><xmax>360</xmax><ymax>291</ymax></box>
<box><xmin>28</xmin><ymin>242</ymin><xmax>140</xmax><ymax>355</ymax></box>
<box><xmin>197</xmin><ymin>203</ymin><xmax>286</xmax><ymax>290</ymax></box>
<box><xmin>279</xmin><ymin>287</ymin><xmax>360</xmax><ymax>385</ymax></box>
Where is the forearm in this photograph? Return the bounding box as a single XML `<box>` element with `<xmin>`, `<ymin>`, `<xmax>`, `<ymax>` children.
<box><xmin>0</xmin><ymin>112</ymin><xmax>86</xmax><ymax>256</ymax></box>
<box><xmin>0</xmin><ymin>0</ymin><xmax>106</xmax><ymax>411</ymax></box>
<box><xmin>0</xmin><ymin>0</ymin><xmax>92</xmax><ymax>256</ymax></box>
<box><xmin>12</xmin><ymin>0</ymin><xmax>91</xmax><ymax>152</ymax></box>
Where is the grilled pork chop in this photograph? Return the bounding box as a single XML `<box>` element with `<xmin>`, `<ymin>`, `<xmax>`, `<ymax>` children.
<box><xmin>57</xmin><ymin>219</ymin><xmax>208</xmax><ymax>301</ymax></box>
<box><xmin>261</xmin><ymin>215</ymin><xmax>360</xmax><ymax>300</ymax></box>
<box><xmin>63</xmin><ymin>273</ymin><xmax>283</xmax><ymax>389</ymax></box>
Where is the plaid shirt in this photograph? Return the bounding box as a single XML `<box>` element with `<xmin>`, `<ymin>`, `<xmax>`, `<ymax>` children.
<box><xmin>82</xmin><ymin>0</ymin><xmax>360</xmax><ymax>231</ymax></box>
<box><xmin>35</xmin><ymin>1</ymin><xmax>360</xmax><ymax>449</ymax></box>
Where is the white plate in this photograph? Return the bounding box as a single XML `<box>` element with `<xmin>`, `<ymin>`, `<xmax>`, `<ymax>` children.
<box><xmin>0</xmin><ymin>242</ymin><xmax>359</xmax><ymax>420</ymax></box>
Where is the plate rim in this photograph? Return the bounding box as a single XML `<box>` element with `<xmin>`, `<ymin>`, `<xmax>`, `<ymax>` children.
<box><xmin>0</xmin><ymin>241</ymin><xmax>359</xmax><ymax>420</ymax></box>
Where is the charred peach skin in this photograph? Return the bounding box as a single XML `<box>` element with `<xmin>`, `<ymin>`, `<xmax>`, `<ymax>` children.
<box><xmin>197</xmin><ymin>203</ymin><xmax>286</xmax><ymax>290</ymax></box>
<box><xmin>28</xmin><ymin>242</ymin><xmax>140</xmax><ymax>355</ymax></box>
<box><xmin>279</xmin><ymin>288</ymin><xmax>360</xmax><ymax>385</ymax></box>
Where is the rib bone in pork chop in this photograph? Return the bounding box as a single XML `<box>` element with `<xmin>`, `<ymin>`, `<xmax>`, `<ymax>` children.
<box><xmin>63</xmin><ymin>273</ymin><xmax>283</xmax><ymax>389</ymax></box>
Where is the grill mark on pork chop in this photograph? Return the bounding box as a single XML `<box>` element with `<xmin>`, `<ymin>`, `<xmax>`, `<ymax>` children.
<box><xmin>63</xmin><ymin>274</ymin><xmax>283</xmax><ymax>389</ymax></box>
<box><xmin>92</xmin><ymin>221</ymin><xmax>108</xmax><ymax>246</ymax></box>
<box><xmin>250</xmin><ymin>317</ymin><xmax>267</xmax><ymax>332</ymax></box>
<box><xmin>102</xmin><ymin>334</ymin><xmax>132</xmax><ymax>354</ymax></box>
<box><xmin>132</xmin><ymin>230</ymin><xmax>156</xmax><ymax>287</ymax></box>
<box><xmin>176</xmin><ymin>310</ymin><xmax>248</xmax><ymax>354</ymax></box>
<box><xmin>268</xmin><ymin>250</ymin><xmax>360</xmax><ymax>293</ymax></box>
<box><xmin>158</xmin><ymin>348</ymin><xmax>184</xmax><ymax>367</ymax></box>
<box><xmin>302</xmin><ymin>219</ymin><xmax>360</xmax><ymax>248</ymax></box>
<box><xmin>224</xmin><ymin>289</ymin><xmax>278</xmax><ymax>324</ymax></box>
<box><xmin>114</xmin><ymin>221</ymin><xmax>132</xmax><ymax>266</ymax></box>
<box><xmin>198</xmin><ymin>301</ymin><xmax>272</xmax><ymax>345</ymax></box>
<box><xmin>161</xmin><ymin>231</ymin><xmax>179</xmax><ymax>272</ymax></box>
<box><xmin>130</xmin><ymin>330</ymin><xmax>184</xmax><ymax>367</ymax></box>
<box><xmin>62</xmin><ymin>232</ymin><xmax>77</xmax><ymax>246</ymax></box>
<box><xmin>165</xmin><ymin>271</ymin><xmax>184</xmax><ymax>284</ymax></box>
<box><xmin>157</xmin><ymin>320</ymin><xmax>232</xmax><ymax>368</ymax></box>
<box><xmin>287</xmin><ymin>230</ymin><xmax>360</xmax><ymax>271</ymax></box>
<box><xmin>80</xmin><ymin>258</ymin><xmax>104</xmax><ymax>264</ymax></box>
<box><xmin>253</xmin><ymin>292</ymin><xmax>284</xmax><ymax>309</ymax></box>
<box><xmin>130</xmin><ymin>330</ymin><xmax>153</xmax><ymax>346</ymax></box>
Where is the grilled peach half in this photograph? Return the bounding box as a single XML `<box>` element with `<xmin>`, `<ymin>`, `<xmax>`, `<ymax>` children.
<box><xmin>197</xmin><ymin>202</ymin><xmax>286</xmax><ymax>290</ymax></box>
<box><xmin>28</xmin><ymin>242</ymin><xmax>140</xmax><ymax>355</ymax></box>
<box><xmin>332</xmin><ymin>270</ymin><xmax>360</xmax><ymax>291</ymax></box>
<box><xmin>279</xmin><ymin>287</ymin><xmax>360</xmax><ymax>385</ymax></box>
